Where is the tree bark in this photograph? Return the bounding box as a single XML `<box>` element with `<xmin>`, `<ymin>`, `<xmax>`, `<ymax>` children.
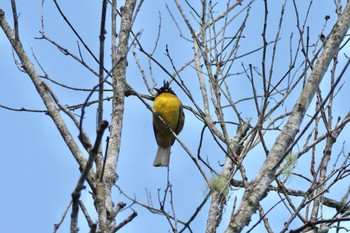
<box><xmin>224</xmin><ymin>2</ymin><xmax>350</xmax><ymax>232</ymax></box>
<box><xmin>99</xmin><ymin>0</ymin><xmax>137</xmax><ymax>231</ymax></box>
<box><xmin>0</xmin><ymin>10</ymin><xmax>94</xmax><ymax>182</ymax></box>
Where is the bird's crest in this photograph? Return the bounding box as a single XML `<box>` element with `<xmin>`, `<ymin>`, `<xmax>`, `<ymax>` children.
<box><xmin>155</xmin><ymin>80</ymin><xmax>176</xmax><ymax>96</ymax></box>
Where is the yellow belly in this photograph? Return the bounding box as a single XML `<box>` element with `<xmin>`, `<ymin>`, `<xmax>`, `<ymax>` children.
<box><xmin>153</xmin><ymin>93</ymin><xmax>182</xmax><ymax>147</ymax></box>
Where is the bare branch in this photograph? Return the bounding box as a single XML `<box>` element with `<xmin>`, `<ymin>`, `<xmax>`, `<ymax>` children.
<box><xmin>53</xmin><ymin>200</ymin><xmax>72</xmax><ymax>233</ymax></box>
<box><xmin>113</xmin><ymin>211</ymin><xmax>138</xmax><ymax>232</ymax></box>
<box><xmin>226</xmin><ymin>2</ymin><xmax>350</xmax><ymax>231</ymax></box>
<box><xmin>70</xmin><ymin>120</ymin><xmax>109</xmax><ymax>233</ymax></box>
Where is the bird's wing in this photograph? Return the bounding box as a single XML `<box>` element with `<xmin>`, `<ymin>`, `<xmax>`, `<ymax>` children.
<box><xmin>152</xmin><ymin>113</ymin><xmax>160</xmax><ymax>145</ymax></box>
<box><xmin>176</xmin><ymin>105</ymin><xmax>185</xmax><ymax>134</ymax></box>
<box><xmin>171</xmin><ymin>104</ymin><xmax>185</xmax><ymax>146</ymax></box>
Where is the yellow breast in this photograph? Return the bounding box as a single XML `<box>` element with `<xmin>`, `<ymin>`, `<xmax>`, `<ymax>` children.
<box><xmin>153</xmin><ymin>92</ymin><xmax>182</xmax><ymax>130</ymax></box>
<box><xmin>153</xmin><ymin>92</ymin><xmax>183</xmax><ymax>147</ymax></box>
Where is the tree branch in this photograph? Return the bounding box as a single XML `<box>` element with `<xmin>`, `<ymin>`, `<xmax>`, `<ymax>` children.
<box><xmin>70</xmin><ymin>120</ymin><xmax>109</xmax><ymax>233</ymax></box>
<box><xmin>225</xmin><ymin>2</ymin><xmax>350</xmax><ymax>231</ymax></box>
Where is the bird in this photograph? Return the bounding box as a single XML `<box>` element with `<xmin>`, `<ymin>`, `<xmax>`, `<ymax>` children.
<box><xmin>152</xmin><ymin>81</ymin><xmax>185</xmax><ymax>167</ymax></box>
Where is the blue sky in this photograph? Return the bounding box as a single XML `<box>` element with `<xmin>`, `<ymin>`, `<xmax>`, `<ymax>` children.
<box><xmin>1</xmin><ymin>0</ymin><xmax>350</xmax><ymax>232</ymax></box>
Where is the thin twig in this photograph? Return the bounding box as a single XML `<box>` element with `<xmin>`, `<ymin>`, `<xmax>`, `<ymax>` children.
<box><xmin>79</xmin><ymin>200</ymin><xmax>96</xmax><ymax>230</ymax></box>
<box><xmin>113</xmin><ymin>211</ymin><xmax>138</xmax><ymax>232</ymax></box>
<box><xmin>53</xmin><ymin>200</ymin><xmax>72</xmax><ymax>233</ymax></box>
<box><xmin>10</xmin><ymin>0</ymin><xmax>19</xmax><ymax>40</ymax></box>
<box><xmin>70</xmin><ymin>120</ymin><xmax>109</xmax><ymax>233</ymax></box>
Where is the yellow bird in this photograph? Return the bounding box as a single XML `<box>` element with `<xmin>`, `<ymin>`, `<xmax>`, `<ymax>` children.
<box><xmin>152</xmin><ymin>81</ymin><xmax>185</xmax><ymax>167</ymax></box>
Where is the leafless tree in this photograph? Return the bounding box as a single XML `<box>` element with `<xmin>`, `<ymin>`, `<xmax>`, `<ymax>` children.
<box><xmin>1</xmin><ymin>0</ymin><xmax>350</xmax><ymax>232</ymax></box>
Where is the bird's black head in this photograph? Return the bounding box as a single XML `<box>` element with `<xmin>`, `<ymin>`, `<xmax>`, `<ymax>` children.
<box><xmin>155</xmin><ymin>80</ymin><xmax>176</xmax><ymax>96</ymax></box>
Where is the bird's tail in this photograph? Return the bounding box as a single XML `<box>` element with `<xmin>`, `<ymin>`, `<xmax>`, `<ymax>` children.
<box><xmin>153</xmin><ymin>147</ymin><xmax>171</xmax><ymax>167</ymax></box>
